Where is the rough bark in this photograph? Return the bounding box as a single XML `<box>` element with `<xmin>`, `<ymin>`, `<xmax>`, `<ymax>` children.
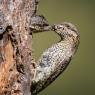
<box><xmin>0</xmin><ymin>0</ymin><xmax>80</xmax><ymax>95</ymax></box>
<box><xmin>0</xmin><ymin>0</ymin><xmax>38</xmax><ymax>95</ymax></box>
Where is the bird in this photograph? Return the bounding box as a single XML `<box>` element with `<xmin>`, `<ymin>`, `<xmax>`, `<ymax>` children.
<box><xmin>30</xmin><ymin>15</ymin><xmax>53</xmax><ymax>34</ymax></box>
<box><xmin>31</xmin><ymin>22</ymin><xmax>80</xmax><ymax>95</ymax></box>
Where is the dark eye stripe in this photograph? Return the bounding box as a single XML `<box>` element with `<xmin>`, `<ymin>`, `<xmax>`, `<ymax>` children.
<box><xmin>64</xmin><ymin>24</ymin><xmax>77</xmax><ymax>32</ymax></box>
<box><xmin>65</xmin><ymin>24</ymin><xmax>70</xmax><ymax>29</ymax></box>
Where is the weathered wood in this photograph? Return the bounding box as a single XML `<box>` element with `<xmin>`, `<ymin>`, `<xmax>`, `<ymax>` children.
<box><xmin>0</xmin><ymin>0</ymin><xmax>38</xmax><ymax>95</ymax></box>
<box><xmin>0</xmin><ymin>1</ymin><xmax>80</xmax><ymax>95</ymax></box>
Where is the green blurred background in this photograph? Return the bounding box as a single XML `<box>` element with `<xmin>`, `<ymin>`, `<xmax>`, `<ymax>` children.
<box><xmin>33</xmin><ymin>0</ymin><xmax>95</xmax><ymax>95</ymax></box>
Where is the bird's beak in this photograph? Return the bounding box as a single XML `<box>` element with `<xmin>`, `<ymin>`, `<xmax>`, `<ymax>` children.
<box><xmin>43</xmin><ymin>25</ymin><xmax>55</xmax><ymax>31</ymax></box>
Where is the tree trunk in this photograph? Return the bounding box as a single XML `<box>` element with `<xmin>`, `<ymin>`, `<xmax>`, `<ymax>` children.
<box><xmin>0</xmin><ymin>0</ymin><xmax>38</xmax><ymax>95</ymax></box>
<box><xmin>0</xmin><ymin>0</ymin><xmax>80</xmax><ymax>95</ymax></box>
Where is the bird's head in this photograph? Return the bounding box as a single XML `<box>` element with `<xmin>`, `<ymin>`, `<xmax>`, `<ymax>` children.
<box><xmin>54</xmin><ymin>22</ymin><xmax>80</xmax><ymax>49</ymax></box>
<box><xmin>54</xmin><ymin>22</ymin><xmax>79</xmax><ymax>39</ymax></box>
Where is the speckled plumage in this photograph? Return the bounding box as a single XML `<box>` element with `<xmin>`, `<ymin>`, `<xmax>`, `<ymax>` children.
<box><xmin>30</xmin><ymin>15</ymin><xmax>49</xmax><ymax>32</ymax></box>
<box><xmin>31</xmin><ymin>22</ymin><xmax>80</xmax><ymax>94</ymax></box>
<box><xmin>30</xmin><ymin>15</ymin><xmax>53</xmax><ymax>33</ymax></box>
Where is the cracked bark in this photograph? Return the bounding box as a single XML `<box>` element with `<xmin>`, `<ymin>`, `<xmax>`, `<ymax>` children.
<box><xmin>0</xmin><ymin>0</ymin><xmax>80</xmax><ymax>95</ymax></box>
<box><xmin>0</xmin><ymin>0</ymin><xmax>38</xmax><ymax>95</ymax></box>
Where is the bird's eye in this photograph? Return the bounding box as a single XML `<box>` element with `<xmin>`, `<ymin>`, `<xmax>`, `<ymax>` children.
<box><xmin>62</xmin><ymin>27</ymin><xmax>64</xmax><ymax>30</ymax></box>
<box><xmin>66</xmin><ymin>25</ymin><xmax>70</xmax><ymax>29</ymax></box>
